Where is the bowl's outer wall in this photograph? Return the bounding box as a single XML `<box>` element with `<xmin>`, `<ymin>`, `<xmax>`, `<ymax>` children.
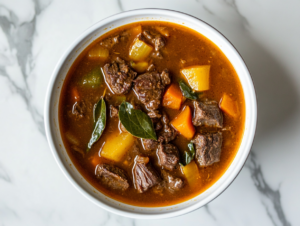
<box><xmin>44</xmin><ymin>9</ymin><xmax>257</xmax><ymax>219</ymax></box>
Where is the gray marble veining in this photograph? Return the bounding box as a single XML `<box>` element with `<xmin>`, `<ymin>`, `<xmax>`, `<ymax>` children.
<box><xmin>246</xmin><ymin>152</ymin><xmax>291</xmax><ymax>226</ymax></box>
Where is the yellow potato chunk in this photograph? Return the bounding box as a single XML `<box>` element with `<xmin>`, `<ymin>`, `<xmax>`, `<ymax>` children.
<box><xmin>129</xmin><ymin>39</ymin><xmax>153</xmax><ymax>61</ymax></box>
<box><xmin>100</xmin><ymin>132</ymin><xmax>135</xmax><ymax>162</ymax></box>
<box><xmin>88</xmin><ymin>45</ymin><xmax>109</xmax><ymax>59</ymax></box>
<box><xmin>181</xmin><ymin>160</ymin><xmax>200</xmax><ymax>186</ymax></box>
<box><xmin>130</xmin><ymin>61</ymin><xmax>149</xmax><ymax>73</ymax></box>
<box><xmin>180</xmin><ymin>65</ymin><xmax>210</xmax><ymax>91</ymax></box>
<box><xmin>130</xmin><ymin>25</ymin><xmax>142</xmax><ymax>37</ymax></box>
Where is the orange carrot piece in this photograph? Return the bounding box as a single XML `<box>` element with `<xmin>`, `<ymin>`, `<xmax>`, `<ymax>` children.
<box><xmin>220</xmin><ymin>94</ymin><xmax>239</xmax><ymax>117</ymax></box>
<box><xmin>162</xmin><ymin>84</ymin><xmax>183</xmax><ymax>110</ymax></box>
<box><xmin>72</xmin><ymin>87</ymin><xmax>80</xmax><ymax>101</ymax></box>
<box><xmin>170</xmin><ymin>106</ymin><xmax>195</xmax><ymax>139</ymax></box>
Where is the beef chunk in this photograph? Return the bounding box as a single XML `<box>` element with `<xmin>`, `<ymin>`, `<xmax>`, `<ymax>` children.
<box><xmin>192</xmin><ymin>132</ymin><xmax>223</xmax><ymax>167</ymax></box>
<box><xmin>158</xmin><ymin>112</ymin><xmax>177</xmax><ymax>143</ymax></box>
<box><xmin>154</xmin><ymin>36</ymin><xmax>165</xmax><ymax>51</ymax></box>
<box><xmin>151</xmin><ymin>51</ymin><xmax>163</xmax><ymax>59</ymax></box>
<box><xmin>72</xmin><ymin>101</ymin><xmax>86</xmax><ymax>119</ymax></box>
<box><xmin>193</xmin><ymin>101</ymin><xmax>223</xmax><ymax>128</ymax></box>
<box><xmin>147</xmin><ymin>63</ymin><xmax>155</xmax><ymax>72</ymax></box>
<box><xmin>103</xmin><ymin>57</ymin><xmax>137</xmax><ymax>94</ymax></box>
<box><xmin>147</xmin><ymin>110</ymin><xmax>162</xmax><ymax>119</ymax></box>
<box><xmin>155</xmin><ymin>121</ymin><xmax>163</xmax><ymax>131</ymax></box>
<box><xmin>96</xmin><ymin>164</ymin><xmax>129</xmax><ymax>190</ymax></box>
<box><xmin>133</xmin><ymin>72</ymin><xmax>163</xmax><ymax>111</ymax></box>
<box><xmin>133</xmin><ymin>156</ymin><xmax>160</xmax><ymax>193</ymax></box>
<box><xmin>160</xmin><ymin>69</ymin><xmax>171</xmax><ymax>86</ymax></box>
<box><xmin>134</xmin><ymin>70</ymin><xmax>171</xmax><ymax>115</ymax></box>
<box><xmin>157</xmin><ymin>143</ymin><xmax>179</xmax><ymax>171</ymax></box>
<box><xmin>110</xmin><ymin>105</ymin><xmax>119</xmax><ymax>118</ymax></box>
<box><xmin>100</xmin><ymin>35</ymin><xmax>119</xmax><ymax>48</ymax></box>
<box><xmin>71</xmin><ymin>101</ymin><xmax>93</xmax><ymax>120</ymax></box>
<box><xmin>161</xmin><ymin>170</ymin><xmax>184</xmax><ymax>191</ymax></box>
<box><xmin>142</xmin><ymin>30</ymin><xmax>166</xmax><ymax>51</ymax></box>
<box><xmin>142</xmin><ymin>139</ymin><xmax>158</xmax><ymax>152</ymax></box>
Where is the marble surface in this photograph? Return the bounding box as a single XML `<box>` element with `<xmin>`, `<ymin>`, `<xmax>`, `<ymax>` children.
<box><xmin>0</xmin><ymin>0</ymin><xmax>299</xmax><ymax>225</ymax></box>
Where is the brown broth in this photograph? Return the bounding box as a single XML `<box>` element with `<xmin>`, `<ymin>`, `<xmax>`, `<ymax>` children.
<box><xmin>59</xmin><ymin>21</ymin><xmax>245</xmax><ymax>207</ymax></box>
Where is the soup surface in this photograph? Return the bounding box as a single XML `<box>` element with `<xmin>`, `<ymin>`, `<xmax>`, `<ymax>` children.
<box><xmin>59</xmin><ymin>21</ymin><xmax>245</xmax><ymax>207</ymax></box>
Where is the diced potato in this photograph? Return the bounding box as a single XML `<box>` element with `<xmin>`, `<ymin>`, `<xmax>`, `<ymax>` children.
<box><xmin>220</xmin><ymin>93</ymin><xmax>239</xmax><ymax>117</ymax></box>
<box><xmin>130</xmin><ymin>61</ymin><xmax>149</xmax><ymax>73</ymax></box>
<box><xmin>88</xmin><ymin>45</ymin><xmax>109</xmax><ymax>59</ymax></box>
<box><xmin>130</xmin><ymin>25</ymin><xmax>142</xmax><ymax>37</ymax></box>
<box><xmin>129</xmin><ymin>39</ymin><xmax>153</xmax><ymax>61</ymax></box>
<box><xmin>180</xmin><ymin>65</ymin><xmax>210</xmax><ymax>91</ymax></box>
<box><xmin>181</xmin><ymin>160</ymin><xmax>200</xmax><ymax>186</ymax></box>
<box><xmin>100</xmin><ymin>132</ymin><xmax>135</xmax><ymax>162</ymax></box>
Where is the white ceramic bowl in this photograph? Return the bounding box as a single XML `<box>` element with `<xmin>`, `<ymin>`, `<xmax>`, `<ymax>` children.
<box><xmin>44</xmin><ymin>9</ymin><xmax>257</xmax><ymax>219</ymax></box>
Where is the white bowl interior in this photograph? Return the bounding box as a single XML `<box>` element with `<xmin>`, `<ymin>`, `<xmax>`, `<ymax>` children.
<box><xmin>45</xmin><ymin>9</ymin><xmax>257</xmax><ymax>219</ymax></box>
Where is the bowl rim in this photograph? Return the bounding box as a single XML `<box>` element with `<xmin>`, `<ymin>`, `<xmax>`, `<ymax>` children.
<box><xmin>44</xmin><ymin>8</ymin><xmax>257</xmax><ymax>219</ymax></box>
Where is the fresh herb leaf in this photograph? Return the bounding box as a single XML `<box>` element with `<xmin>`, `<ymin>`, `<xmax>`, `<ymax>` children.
<box><xmin>181</xmin><ymin>142</ymin><xmax>196</xmax><ymax>166</ymax></box>
<box><xmin>82</xmin><ymin>67</ymin><xmax>104</xmax><ymax>88</ymax></box>
<box><xmin>179</xmin><ymin>80</ymin><xmax>198</xmax><ymax>100</ymax></box>
<box><xmin>87</xmin><ymin>98</ymin><xmax>106</xmax><ymax>150</ymax></box>
<box><xmin>118</xmin><ymin>102</ymin><xmax>157</xmax><ymax>140</ymax></box>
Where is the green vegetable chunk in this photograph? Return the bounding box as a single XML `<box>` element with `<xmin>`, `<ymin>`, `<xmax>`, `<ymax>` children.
<box><xmin>181</xmin><ymin>142</ymin><xmax>196</xmax><ymax>166</ymax></box>
<box><xmin>82</xmin><ymin>67</ymin><xmax>104</xmax><ymax>88</ymax></box>
<box><xmin>118</xmin><ymin>102</ymin><xmax>157</xmax><ymax>140</ymax></box>
<box><xmin>87</xmin><ymin>98</ymin><xmax>106</xmax><ymax>150</ymax></box>
<box><xmin>179</xmin><ymin>80</ymin><xmax>198</xmax><ymax>100</ymax></box>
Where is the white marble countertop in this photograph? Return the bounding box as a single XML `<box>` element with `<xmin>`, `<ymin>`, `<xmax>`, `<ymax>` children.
<box><xmin>0</xmin><ymin>0</ymin><xmax>299</xmax><ymax>225</ymax></box>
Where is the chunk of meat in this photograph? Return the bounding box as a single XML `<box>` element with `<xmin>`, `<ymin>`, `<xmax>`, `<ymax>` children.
<box><xmin>133</xmin><ymin>70</ymin><xmax>171</xmax><ymax>116</ymax></box>
<box><xmin>142</xmin><ymin>30</ymin><xmax>166</xmax><ymax>51</ymax></box>
<box><xmin>192</xmin><ymin>132</ymin><xmax>223</xmax><ymax>167</ymax></box>
<box><xmin>157</xmin><ymin>143</ymin><xmax>179</xmax><ymax>171</ymax></box>
<box><xmin>158</xmin><ymin>112</ymin><xmax>177</xmax><ymax>143</ymax></box>
<box><xmin>155</xmin><ymin>121</ymin><xmax>163</xmax><ymax>130</ymax></box>
<box><xmin>142</xmin><ymin>139</ymin><xmax>158</xmax><ymax>151</ymax></box>
<box><xmin>147</xmin><ymin>63</ymin><xmax>155</xmax><ymax>72</ymax></box>
<box><xmin>193</xmin><ymin>101</ymin><xmax>223</xmax><ymax>128</ymax></box>
<box><xmin>151</xmin><ymin>51</ymin><xmax>163</xmax><ymax>59</ymax></box>
<box><xmin>110</xmin><ymin>105</ymin><xmax>118</xmax><ymax>118</ymax></box>
<box><xmin>161</xmin><ymin>170</ymin><xmax>184</xmax><ymax>191</ymax></box>
<box><xmin>160</xmin><ymin>69</ymin><xmax>171</xmax><ymax>86</ymax></box>
<box><xmin>133</xmin><ymin>156</ymin><xmax>160</xmax><ymax>193</ymax></box>
<box><xmin>133</xmin><ymin>72</ymin><xmax>163</xmax><ymax>111</ymax></box>
<box><xmin>72</xmin><ymin>101</ymin><xmax>86</xmax><ymax>119</ymax></box>
<box><xmin>154</xmin><ymin>36</ymin><xmax>165</xmax><ymax>51</ymax></box>
<box><xmin>103</xmin><ymin>57</ymin><xmax>137</xmax><ymax>94</ymax></box>
<box><xmin>96</xmin><ymin>164</ymin><xmax>129</xmax><ymax>190</ymax></box>
<box><xmin>147</xmin><ymin>110</ymin><xmax>162</xmax><ymax>119</ymax></box>
<box><xmin>100</xmin><ymin>35</ymin><xmax>119</xmax><ymax>48</ymax></box>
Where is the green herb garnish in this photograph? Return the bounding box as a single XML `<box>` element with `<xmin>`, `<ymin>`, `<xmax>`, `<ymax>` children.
<box><xmin>87</xmin><ymin>98</ymin><xmax>106</xmax><ymax>150</ymax></box>
<box><xmin>181</xmin><ymin>142</ymin><xmax>196</xmax><ymax>166</ymax></box>
<box><xmin>179</xmin><ymin>80</ymin><xmax>199</xmax><ymax>100</ymax></box>
<box><xmin>118</xmin><ymin>102</ymin><xmax>157</xmax><ymax>140</ymax></box>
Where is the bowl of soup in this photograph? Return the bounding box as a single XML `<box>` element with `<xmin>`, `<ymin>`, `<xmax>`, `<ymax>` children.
<box><xmin>44</xmin><ymin>9</ymin><xmax>257</xmax><ymax>219</ymax></box>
